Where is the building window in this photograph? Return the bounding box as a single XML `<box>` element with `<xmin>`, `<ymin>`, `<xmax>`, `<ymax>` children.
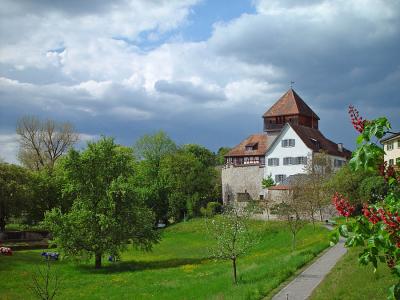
<box><xmin>260</xmin><ymin>157</ymin><xmax>265</xmax><ymax>165</ymax></box>
<box><xmin>282</xmin><ymin>156</ymin><xmax>307</xmax><ymax>165</ymax></box>
<box><xmin>387</xmin><ymin>143</ymin><xmax>394</xmax><ymax>150</ymax></box>
<box><xmin>283</xmin><ymin>157</ymin><xmax>292</xmax><ymax>165</ymax></box>
<box><xmin>268</xmin><ymin>158</ymin><xmax>279</xmax><ymax>166</ymax></box>
<box><xmin>275</xmin><ymin>174</ymin><xmax>286</xmax><ymax>183</ymax></box>
<box><xmin>334</xmin><ymin>159</ymin><xmax>345</xmax><ymax>168</ymax></box>
<box><xmin>282</xmin><ymin>139</ymin><xmax>295</xmax><ymax>147</ymax></box>
<box><xmin>389</xmin><ymin>159</ymin><xmax>394</xmax><ymax>166</ymax></box>
<box><xmin>295</xmin><ymin>156</ymin><xmax>307</xmax><ymax>165</ymax></box>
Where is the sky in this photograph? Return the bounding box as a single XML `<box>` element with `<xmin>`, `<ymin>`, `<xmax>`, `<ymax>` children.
<box><xmin>1</xmin><ymin>0</ymin><xmax>399</xmax><ymax>163</ymax></box>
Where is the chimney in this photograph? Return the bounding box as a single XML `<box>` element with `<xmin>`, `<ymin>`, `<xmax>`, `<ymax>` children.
<box><xmin>338</xmin><ymin>143</ymin><xmax>343</xmax><ymax>152</ymax></box>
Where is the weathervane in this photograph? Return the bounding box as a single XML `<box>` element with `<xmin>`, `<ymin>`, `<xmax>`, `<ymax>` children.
<box><xmin>290</xmin><ymin>81</ymin><xmax>295</xmax><ymax>88</ymax></box>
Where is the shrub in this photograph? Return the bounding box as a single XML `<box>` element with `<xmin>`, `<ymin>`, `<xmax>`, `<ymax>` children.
<box><xmin>201</xmin><ymin>202</ymin><xmax>222</xmax><ymax>217</ymax></box>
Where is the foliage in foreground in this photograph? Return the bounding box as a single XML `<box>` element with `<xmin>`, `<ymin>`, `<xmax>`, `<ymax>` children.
<box><xmin>45</xmin><ymin>137</ymin><xmax>159</xmax><ymax>268</ymax></box>
<box><xmin>331</xmin><ymin>107</ymin><xmax>400</xmax><ymax>299</ymax></box>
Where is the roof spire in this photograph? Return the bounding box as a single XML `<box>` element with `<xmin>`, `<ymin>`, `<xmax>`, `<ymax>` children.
<box><xmin>290</xmin><ymin>81</ymin><xmax>295</xmax><ymax>89</ymax></box>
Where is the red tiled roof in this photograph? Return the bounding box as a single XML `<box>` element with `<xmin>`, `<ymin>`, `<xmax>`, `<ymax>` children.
<box><xmin>225</xmin><ymin>134</ymin><xmax>269</xmax><ymax>157</ymax></box>
<box><xmin>290</xmin><ymin>124</ymin><xmax>352</xmax><ymax>158</ymax></box>
<box><xmin>263</xmin><ymin>88</ymin><xmax>320</xmax><ymax>120</ymax></box>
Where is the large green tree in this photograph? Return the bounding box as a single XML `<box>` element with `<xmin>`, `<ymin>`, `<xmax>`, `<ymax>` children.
<box><xmin>182</xmin><ymin>144</ymin><xmax>216</xmax><ymax>167</ymax></box>
<box><xmin>326</xmin><ymin>164</ymin><xmax>374</xmax><ymax>208</ymax></box>
<box><xmin>45</xmin><ymin>137</ymin><xmax>159</xmax><ymax>268</ymax></box>
<box><xmin>133</xmin><ymin>131</ymin><xmax>177</xmax><ymax>223</ymax></box>
<box><xmin>26</xmin><ymin>165</ymin><xmax>71</xmax><ymax>225</ymax></box>
<box><xmin>0</xmin><ymin>163</ymin><xmax>31</xmax><ymax>232</ymax></box>
<box><xmin>160</xmin><ymin>150</ymin><xmax>217</xmax><ymax>221</ymax></box>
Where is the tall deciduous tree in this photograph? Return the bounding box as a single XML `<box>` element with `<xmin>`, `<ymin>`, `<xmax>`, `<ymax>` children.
<box><xmin>45</xmin><ymin>137</ymin><xmax>159</xmax><ymax>268</ymax></box>
<box><xmin>16</xmin><ymin>116</ymin><xmax>78</xmax><ymax>170</ymax></box>
<box><xmin>133</xmin><ymin>131</ymin><xmax>177</xmax><ymax>223</ymax></box>
<box><xmin>302</xmin><ymin>151</ymin><xmax>334</xmax><ymax>222</ymax></box>
<box><xmin>326</xmin><ymin>164</ymin><xmax>375</xmax><ymax>208</ymax></box>
<box><xmin>160</xmin><ymin>150</ymin><xmax>217</xmax><ymax>221</ymax></box>
<box><xmin>26</xmin><ymin>165</ymin><xmax>69</xmax><ymax>225</ymax></box>
<box><xmin>271</xmin><ymin>180</ymin><xmax>308</xmax><ymax>250</ymax></box>
<box><xmin>0</xmin><ymin>163</ymin><xmax>31</xmax><ymax>232</ymax></box>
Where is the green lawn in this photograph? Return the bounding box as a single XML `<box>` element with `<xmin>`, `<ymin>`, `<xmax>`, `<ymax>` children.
<box><xmin>310</xmin><ymin>247</ymin><xmax>398</xmax><ymax>300</ymax></box>
<box><xmin>0</xmin><ymin>219</ymin><xmax>330</xmax><ymax>300</ymax></box>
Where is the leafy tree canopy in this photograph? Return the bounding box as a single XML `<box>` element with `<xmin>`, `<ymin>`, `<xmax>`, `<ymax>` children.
<box><xmin>45</xmin><ymin>137</ymin><xmax>159</xmax><ymax>268</ymax></box>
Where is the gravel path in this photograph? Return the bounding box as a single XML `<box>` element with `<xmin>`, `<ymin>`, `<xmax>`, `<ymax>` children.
<box><xmin>271</xmin><ymin>228</ymin><xmax>347</xmax><ymax>300</ymax></box>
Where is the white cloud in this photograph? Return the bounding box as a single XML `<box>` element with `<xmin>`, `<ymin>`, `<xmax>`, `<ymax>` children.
<box><xmin>0</xmin><ymin>134</ymin><xmax>19</xmax><ymax>164</ymax></box>
<box><xmin>0</xmin><ymin>0</ymin><xmax>399</xmax><ymax>162</ymax></box>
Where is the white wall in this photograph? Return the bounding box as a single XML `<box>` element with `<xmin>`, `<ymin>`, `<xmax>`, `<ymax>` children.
<box><xmin>264</xmin><ymin>125</ymin><xmax>348</xmax><ymax>182</ymax></box>
<box><xmin>264</xmin><ymin>125</ymin><xmax>312</xmax><ymax>182</ymax></box>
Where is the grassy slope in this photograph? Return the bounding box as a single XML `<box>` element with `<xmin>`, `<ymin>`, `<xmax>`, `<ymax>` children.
<box><xmin>310</xmin><ymin>247</ymin><xmax>398</xmax><ymax>300</ymax></box>
<box><xmin>0</xmin><ymin>219</ymin><xmax>329</xmax><ymax>300</ymax></box>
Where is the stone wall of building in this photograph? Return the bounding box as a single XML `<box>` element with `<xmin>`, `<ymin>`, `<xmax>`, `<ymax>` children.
<box><xmin>221</xmin><ymin>165</ymin><xmax>265</xmax><ymax>204</ymax></box>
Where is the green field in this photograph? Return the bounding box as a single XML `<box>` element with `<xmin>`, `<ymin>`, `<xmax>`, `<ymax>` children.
<box><xmin>0</xmin><ymin>219</ymin><xmax>330</xmax><ymax>300</ymax></box>
<box><xmin>310</xmin><ymin>247</ymin><xmax>398</xmax><ymax>300</ymax></box>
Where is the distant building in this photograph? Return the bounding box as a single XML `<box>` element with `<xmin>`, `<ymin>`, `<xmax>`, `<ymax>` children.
<box><xmin>381</xmin><ymin>132</ymin><xmax>400</xmax><ymax>169</ymax></box>
<box><xmin>222</xmin><ymin>88</ymin><xmax>351</xmax><ymax>204</ymax></box>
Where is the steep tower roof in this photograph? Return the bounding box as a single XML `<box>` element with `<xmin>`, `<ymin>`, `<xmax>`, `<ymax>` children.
<box><xmin>263</xmin><ymin>88</ymin><xmax>320</xmax><ymax>120</ymax></box>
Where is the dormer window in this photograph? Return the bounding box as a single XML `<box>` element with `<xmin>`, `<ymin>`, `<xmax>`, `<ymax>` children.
<box><xmin>282</xmin><ymin>139</ymin><xmax>295</xmax><ymax>147</ymax></box>
<box><xmin>310</xmin><ymin>138</ymin><xmax>320</xmax><ymax>149</ymax></box>
<box><xmin>245</xmin><ymin>142</ymin><xmax>258</xmax><ymax>151</ymax></box>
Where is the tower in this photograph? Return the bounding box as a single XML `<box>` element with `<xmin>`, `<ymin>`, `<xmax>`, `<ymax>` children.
<box><xmin>262</xmin><ymin>88</ymin><xmax>319</xmax><ymax>135</ymax></box>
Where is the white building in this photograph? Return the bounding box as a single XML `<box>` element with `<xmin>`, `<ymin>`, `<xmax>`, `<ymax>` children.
<box><xmin>265</xmin><ymin>123</ymin><xmax>348</xmax><ymax>184</ymax></box>
<box><xmin>222</xmin><ymin>88</ymin><xmax>351</xmax><ymax>204</ymax></box>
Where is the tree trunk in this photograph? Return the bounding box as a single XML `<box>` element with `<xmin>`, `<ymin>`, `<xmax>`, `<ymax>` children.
<box><xmin>319</xmin><ymin>207</ymin><xmax>323</xmax><ymax>222</ymax></box>
<box><xmin>0</xmin><ymin>208</ymin><xmax>6</xmax><ymax>232</ymax></box>
<box><xmin>95</xmin><ymin>253</ymin><xmax>102</xmax><ymax>269</ymax></box>
<box><xmin>232</xmin><ymin>257</ymin><xmax>237</xmax><ymax>284</ymax></box>
<box><xmin>292</xmin><ymin>232</ymin><xmax>296</xmax><ymax>251</ymax></box>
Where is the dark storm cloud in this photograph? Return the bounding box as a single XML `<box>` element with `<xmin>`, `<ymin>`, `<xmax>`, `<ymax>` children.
<box><xmin>154</xmin><ymin>79</ymin><xmax>226</xmax><ymax>102</ymax></box>
<box><xmin>2</xmin><ymin>0</ymin><xmax>119</xmax><ymax>16</ymax></box>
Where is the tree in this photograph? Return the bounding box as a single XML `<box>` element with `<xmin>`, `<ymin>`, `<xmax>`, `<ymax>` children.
<box><xmin>134</xmin><ymin>130</ymin><xmax>177</xmax><ymax>168</ymax></box>
<box><xmin>261</xmin><ymin>175</ymin><xmax>275</xmax><ymax>189</ymax></box>
<box><xmin>160</xmin><ymin>150</ymin><xmax>217</xmax><ymax>221</ymax></box>
<box><xmin>207</xmin><ymin>205</ymin><xmax>257</xmax><ymax>284</ymax></box>
<box><xmin>182</xmin><ymin>144</ymin><xmax>216</xmax><ymax>167</ymax></box>
<box><xmin>133</xmin><ymin>131</ymin><xmax>177</xmax><ymax>223</ymax></box>
<box><xmin>271</xmin><ymin>180</ymin><xmax>308</xmax><ymax>250</ymax></box>
<box><xmin>30</xmin><ymin>259</ymin><xmax>60</xmax><ymax>300</ymax></box>
<box><xmin>26</xmin><ymin>166</ymin><xmax>69</xmax><ymax>225</ymax></box>
<box><xmin>16</xmin><ymin>116</ymin><xmax>78</xmax><ymax>170</ymax></box>
<box><xmin>0</xmin><ymin>162</ymin><xmax>32</xmax><ymax>232</ymax></box>
<box><xmin>358</xmin><ymin>175</ymin><xmax>388</xmax><ymax>204</ymax></box>
<box><xmin>303</xmin><ymin>151</ymin><xmax>334</xmax><ymax>222</ymax></box>
<box><xmin>331</xmin><ymin>106</ymin><xmax>400</xmax><ymax>300</ymax></box>
<box><xmin>326</xmin><ymin>164</ymin><xmax>373</xmax><ymax>208</ymax></box>
<box><xmin>45</xmin><ymin>137</ymin><xmax>159</xmax><ymax>268</ymax></box>
<box><xmin>215</xmin><ymin>147</ymin><xmax>231</xmax><ymax>166</ymax></box>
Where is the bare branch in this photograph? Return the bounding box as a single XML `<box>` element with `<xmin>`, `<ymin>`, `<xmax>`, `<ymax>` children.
<box><xmin>16</xmin><ymin>116</ymin><xmax>79</xmax><ymax>170</ymax></box>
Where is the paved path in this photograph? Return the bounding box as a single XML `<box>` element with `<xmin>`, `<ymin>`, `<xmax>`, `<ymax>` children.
<box><xmin>271</xmin><ymin>231</ymin><xmax>347</xmax><ymax>300</ymax></box>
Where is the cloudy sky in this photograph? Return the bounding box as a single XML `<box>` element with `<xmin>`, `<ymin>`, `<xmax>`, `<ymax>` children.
<box><xmin>1</xmin><ymin>0</ymin><xmax>399</xmax><ymax>163</ymax></box>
